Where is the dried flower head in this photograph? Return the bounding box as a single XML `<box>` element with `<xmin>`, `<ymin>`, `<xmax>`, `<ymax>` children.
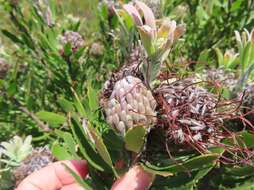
<box><xmin>89</xmin><ymin>42</ymin><xmax>104</xmax><ymax>56</ymax></box>
<box><xmin>59</xmin><ymin>31</ymin><xmax>84</xmax><ymax>53</ymax></box>
<box><xmin>155</xmin><ymin>79</ymin><xmax>223</xmax><ymax>152</ymax></box>
<box><xmin>198</xmin><ymin>68</ymin><xmax>237</xmax><ymax>89</ymax></box>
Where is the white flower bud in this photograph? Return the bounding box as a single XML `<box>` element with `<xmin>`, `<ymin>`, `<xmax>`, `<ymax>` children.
<box><xmin>126</xmin><ymin>93</ymin><xmax>133</xmax><ymax>105</ymax></box>
<box><xmin>117</xmin><ymin>121</ymin><xmax>126</xmax><ymax>135</ymax></box>
<box><xmin>138</xmin><ymin>102</ymin><xmax>146</xmax><ymax>114</ymax></box>
<box><xmin>112</xmin><ymin>114</ymin><xmax>120</xmax><ymax>126</ymax></box>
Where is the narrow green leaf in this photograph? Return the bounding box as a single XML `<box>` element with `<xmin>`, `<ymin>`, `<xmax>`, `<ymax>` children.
<box><xmin>63</xmin><ymin>164</ymin><xmax>93</xmax><ymax>190</ymax></box>
<box><xmin>214</xmin><ymin>48</ymin><xmax>224</xmax><ymax>67</ymax></box>
<box><xmin>1</xmin><ymin>30</ymin><xmax>23</xmax><ymax>45</ymax></box>
<box><xmin>87</xmin><ymin>82</ymin><xmax>99</xmax><ymax>111</ymax></box>
<box><xmin>57</xmin><ymin>97</ymin><xmax>75</xmax><ymax>113</ymax></box>
<box><xmin>74</xmin><ymin>47</ymin><xmax>86</xmax><ymax>59</ymax></box>
<box><xmin>36</xmin><ymin>111</ymin><xmax>66</xmax><ymax>127</ymax></box>
<box><xmin>64</xmin><ymin>42</ymin><xmax>72</xmax><ymax>57</ymax></box>
<box><xmin>71</xmin><ymin>88</ymin><xmax>87</xmax><ymax>117</ymax></box>
<box><xmin>88</xmin><ymin>125</ymin><xmax>112</xmax><ymax>166</ymax></box>
<box><xmin>240</xmin><ymin>131</ymin><xmax>254</xmax><ymax>149</ymax></box>
<box><xmin>241</xmin><ymin>42</ymin><xmax>252</xmax><ymax>72</ymax></box>
<box><xmin>70</xmin><ymin>116</ymin><xmax>107</xmax><ymax>171</ymax></box>
<box><xmin>143</xmin><ymin>154</ymin><xmax>219</xmax><ymax>174</ymax></box>
<box><xmin>226</xmin><ymin>166</ymin><xmax>254</xmax><ymax>177</ymax></box>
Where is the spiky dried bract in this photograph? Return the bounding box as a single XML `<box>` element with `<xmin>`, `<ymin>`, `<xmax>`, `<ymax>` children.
<box><xmin>155</xmin><ymin>79</ymin><xmax>223</xmax><ymax>151</ymax></box>
<box><xmin>100</xmin><ymin>47</ymin><xmax>144</xmax><ymax>101</ymax></box>
<box><xmin>59</xmin><ymin>31</ymin><xmax>84</xmax><ymax>52</ymax></box>
<box><xmin>13</xmin><ymin>147</ymin><xmax>55</xmax><ymax>186</ymax></box>
<box><xmin>102</xmin><ymin>75</ymin><xmax>157</xmax><ymax>135</ymax></box>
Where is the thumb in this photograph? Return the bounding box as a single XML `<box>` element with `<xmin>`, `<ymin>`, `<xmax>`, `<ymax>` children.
<box><xmin>111</xmin><ymin>165</ymin><xmax>154</xmax><ymax>190</ymax></box>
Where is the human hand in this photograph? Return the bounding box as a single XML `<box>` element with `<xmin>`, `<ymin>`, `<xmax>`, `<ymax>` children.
<box><xmin>16</xmin><ymin>160</ymin><xmax>154</xmax><ymax>190</ymax></box>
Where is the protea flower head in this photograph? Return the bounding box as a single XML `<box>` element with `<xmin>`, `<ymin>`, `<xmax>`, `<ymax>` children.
<box><xmin>155</xmin><ymin>79</ymin><xmax>224</xmax><ymax>151</ymax></box>
<box><xmin>102</xmin><ymin>75</ymin><xmax>157</xmax><ymax>135</ymax></box>
<box><xmin>101</xmin><ymin>1</ymin><xmax>184</xmax><ymax>142</ymax></box>
<box><xmin>59</xmin><ymin>31</ymin><xmax>84</xmax><ymax>53</ymax></box>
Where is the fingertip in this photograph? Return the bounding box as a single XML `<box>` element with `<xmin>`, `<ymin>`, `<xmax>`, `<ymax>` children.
<box><xmin>111</xmin><ymin>165</ymin><xmax>154</xmax><ymax>190</ymax></box>
<box><xmin>69</xmin><ymin>160</ymin><xmax>89</xmax><ymax>178</ymax></box>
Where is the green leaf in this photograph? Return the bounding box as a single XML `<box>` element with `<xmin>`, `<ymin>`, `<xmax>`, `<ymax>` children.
<box><xmin>1</xmin><ymin>30</ymin><xmax>24</xmax><ymax>45</ymax></box>
<box><xmin>51</xmin><ymin>143</ymin><xmax>74</xmax><ymax>160</ymax></box>
<box><xmin>226</xmin><ymin>166</ymin><xmax>254</xmax><ymax>177</ymax></box>
<box><xmin>70</xmin><ymin>116</ymin><xmax>108</xmax><ymax>171</ymax></box>
<box><xmin>102</xmin><ymin>129</ymin><xmax>124</xmax><ymax>151</ymax></box>
<box><xmin>240</xmin><ymin>131</ymin><xmax>254</xmax><ymax>149</ymax></box>
<box><xmin>230</xmin><ymin>0</ymin><xmax>243</xmax><ymax>12</ymax></box>
<box><xmin>241</xmin><ymin>42</ymin><xmax>252</xmax><ymax>72</ymax></box>
<box><xmin>124</xmin><ymin>126</ymin><xmax>146</xmax><ymax>153</ymax></box>
<box><xmin>232</xmin><ymin>178</ymin><xmax>254</xmax><ymax>190</ymax></box>
<box><xmin>64</xmin><ymin>42</ymin><xmax>72</xmax><ymax>57</ymax></box>
<box><xmin>87</xmin><ymin>124</ymin><xmax>113</xmax><ymax>169</ymax></box>
<box><xmin>143</xmin><ymin>154</ymin><xmax>219</xmax><ymax>174</ymax></box>
<box><xmin>74</xmin><ymin>47</ymin><xmax>86</xmax><ymax>59</ymax></box>
<box><xmin>151</xmin><ymin>165</ymin><xmax>214</xmax><ymax>189</ymax></box>
<box><xmin>87</xmin><ymin>82</ymin><xmax>99</xmax><ymax>111</ymax></box>
<box><xmin>72</xmin><ymin>88</ymin><xmax>87</xmax><ymax>117</ymax></box>
<box><xmin>142</xmin><ymin>165</ymin><xmax>173</xmax><ymax>177</ymax></box>
<box><xmin>36</xmin><ymin>111</ymin><xmax>66</xmax><ymax>127</ymax></box>
<box><xmin>214</xmin><ymin>48</ymin><xmax>224</xmax><ymax>67</ymax></box>
<box><xmin>63</xmin><ymin>164</ymin><xmax>93</xmax><ymax>190</ymax></box>
<box><xmin>57</xmin><ymin>97</ymin><xmax>75</xmax><ymax>113</ymax></box>
<box><xmin>7</xmin><ymin>82</ymin><xmax>17</xmax><ymax>97</ymax></box>
<box><xmin>55</xmin><ymin>130</ymin><xmax>79</xmax><ymax>159</ymax></box>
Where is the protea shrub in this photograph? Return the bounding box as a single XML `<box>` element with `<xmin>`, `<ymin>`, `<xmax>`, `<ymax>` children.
<box><xmin>100</xmin><ymin>1</ymin><xmax>184</xmax><ymax>137</ymax></box>
<box><xmin>100</xmin><ymin>1</ymin><xmax>254</xmax><ymax>168</ymax></box>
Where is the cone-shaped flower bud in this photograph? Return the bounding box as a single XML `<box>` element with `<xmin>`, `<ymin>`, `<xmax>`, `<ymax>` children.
<box><xmin>102</xmin><ymin>76</ymin><xmax>157</xmax><ymax>135</ymax></box>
